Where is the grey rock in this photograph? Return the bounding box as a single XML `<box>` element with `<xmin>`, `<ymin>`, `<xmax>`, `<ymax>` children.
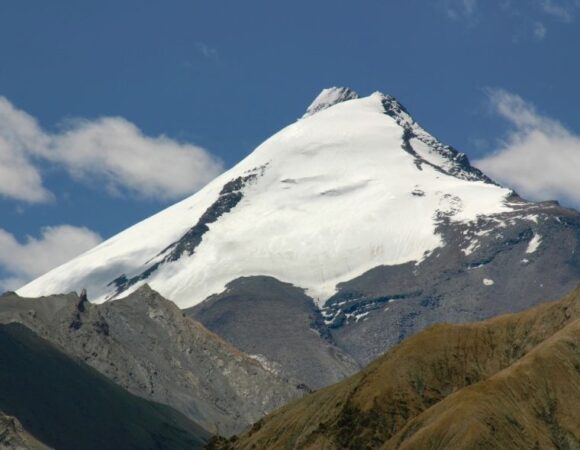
<box><xmin>188</xmin><ymin>276</ymin><xmax>360</xmax><ymax>389</ymax></box>
<box><xmin>0</xmin><ymin>322</ymin><xmax>209</xmax><ymax>450</ymax></box>
<box><xmin>0</xmin><ymin>286</ymin><xmax>301</xmax><ymax>436</ymax></box>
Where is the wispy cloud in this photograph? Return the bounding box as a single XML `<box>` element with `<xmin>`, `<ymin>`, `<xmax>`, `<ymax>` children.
<box><xmin>475</xmin><ymin>89</ymin><xmax>580</xmax><ymax>208</ymax></box>
<box><xmin>538</xmin><ymin>0</ymin><xmax>579</xmax><ymax>22</ymax></box>
<box><xmin>0</xmin><ymin>97</ymin><xmax>224</xmax><ymax>202</ymax></box>
<box><xmin>0</xmin><ymin>225</ymin><xmax>102</xmax><ymax>292</ymax></box>
<box><xmin>443</xmin><ymin>1</ymin><xmax>579</xmax><ymax>41</ymax></box>
<box><xmin>532</xmin><ymin>21</ymin><xmax>548</xmax><ymax>39</ymax></box>
<box><xmin>195</xmin><ymin>42</ymin><xmax>219</xmax><ymax>61</ymax></box>
<box><xmin>444</xmin><ymin>0</ymin><xmax>478</xmax><ymax>20</ymax></box>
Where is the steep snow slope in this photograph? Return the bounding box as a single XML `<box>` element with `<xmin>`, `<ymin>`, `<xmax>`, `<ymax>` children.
<box><xmin>18</xmin><ymin>89</ymin><xmax>513</xmax><ymax>308</ymax></box>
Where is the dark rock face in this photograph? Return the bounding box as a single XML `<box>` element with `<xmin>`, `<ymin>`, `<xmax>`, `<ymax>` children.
<box><xmin>0</xmin><ymin>286</ymin><xmax>300</xmax><ymax>437</ymax></box>
<box><xmin>188</xmin><ymin>277</ymin><xmax>360</xmax><ymax>389</ymax></box>
<box><xmin>0</xmin><ymin>322</ymin><xmax>209</xmax><ymax>450</ymax></box>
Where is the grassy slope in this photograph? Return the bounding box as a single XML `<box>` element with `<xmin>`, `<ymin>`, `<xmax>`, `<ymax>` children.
<box><xmin>226</xmin><ymin>286</ymin><xmax>580</xmax><ymax>450</ymax></box>
<box><xmin>382</xmin><ymin>319</ymin><xmax>580</xmax><ymax>449</ymax></box>
<box><xmin>0</xmin><ymin>322</ymin><xmax>210</xmax><ymax>450</ymax></box>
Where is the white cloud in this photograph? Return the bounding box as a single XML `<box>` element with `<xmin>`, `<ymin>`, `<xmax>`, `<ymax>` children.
<box><xmin>0</xmin><ymin>225</ymin><xmax>102</xmax><ymax>292</ymax></box>
<box><xmin>0</xmin><ymin>98</ymin><xmax>52</xmax><ymax>203</ymax></box>
<box><xmin>475</xmin><ymin>89</ymin><xmax>580</xmax><ymax>207</ymax></box>
<box><xmin>0</xmin><ymin>136</ymin><xmax>52</xmax><ymax>203</ymax></box>
<box><xmin>50</xmin><ymin>117</ymin><xmax>224</xmax><ymax>199</ymax></box>
<box><xmin>0</xmin><ymin>97</ymin><xmax>224</xmax><ymax>202</ymax></box>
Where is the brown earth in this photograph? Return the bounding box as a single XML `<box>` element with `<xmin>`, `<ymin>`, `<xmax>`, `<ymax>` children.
<box><xmin>217</xmin><ymin>286</ymin><xmax>580</xmax><ymax>450</ymax></box>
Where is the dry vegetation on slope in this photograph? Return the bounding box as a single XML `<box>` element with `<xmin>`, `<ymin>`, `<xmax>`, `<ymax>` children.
<box><xmin>215</xmin><ymin>286</ymin><xmax>580</xmax><ymax>450</ymax></box>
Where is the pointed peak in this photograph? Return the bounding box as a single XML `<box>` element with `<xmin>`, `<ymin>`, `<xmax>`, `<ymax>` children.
<box><xmin>303</xmin><ymin>87</ymin><xmax>359</xmax><ymax>118</ymax></box>
<box><xmin>133</xmin><ymin>283</ymin><xmax>159</xmax><ymax>296</ymax></box>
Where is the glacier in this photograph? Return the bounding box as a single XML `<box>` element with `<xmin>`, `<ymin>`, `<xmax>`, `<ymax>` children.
<box><xmin>18</xmin><ymin>88</ymin><xmax>514</xmax><ymax>308</ymax></box>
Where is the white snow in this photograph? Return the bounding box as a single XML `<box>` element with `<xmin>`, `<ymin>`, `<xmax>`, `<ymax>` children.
<box><xmin>483</xmin><ymin>278</ymin><xmax>495</xmax><ymax>286</ymax></box>
<box><xmin>523</xmin><ymin>214</ymin><xmax>539</xmax><ymax>223</ymax></box>
<box><xmin>18</xmin><ymin>90</ymin><xmax>514</xmax><ymax>308</ymax></box>
<box><xmin>461</xmin><ymin>227</ymin><xmax>499</xmax><ymax>256</ymax></box>
<box><xmin>461</xmin><ymin>240</ymin><xmax>480</xmax><ymax>256</ymax></box>
<box><xmin>526</xmin><ymin>233</ymin><xmax>542</xmax><ymax>254</ymax></box>
<box><xmin>354</xmin><ymin>311</ymin><xmax>370</xmax><ymax>322</ymax></box>
<box><xmin>409</xmin><ymin>138</ymin><xmax>455</xmax><ymax>174</ymax></box>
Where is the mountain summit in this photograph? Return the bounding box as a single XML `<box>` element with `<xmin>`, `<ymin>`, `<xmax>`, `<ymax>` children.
<box><xmin>19</xmin><ymin>89</ymin><xmax>515</xmax><ymax>307</ymax></box>
<box><xmin>302</xmin><ymin>86</ymin><xmax>359</xmax><ymax>117</ymax></box>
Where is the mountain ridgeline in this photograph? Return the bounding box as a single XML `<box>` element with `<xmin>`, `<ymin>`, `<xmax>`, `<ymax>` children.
<box><xmin>0</xmin><ymin>287</ymin><xmax>302</xmax><ymax>438</ymax></box>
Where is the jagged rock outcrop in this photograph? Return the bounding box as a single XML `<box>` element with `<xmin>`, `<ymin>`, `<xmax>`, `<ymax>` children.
<box><xmin>0</xmin><ymin>286</ymin><xmax>302</xmax><ymax>436</ymax></box>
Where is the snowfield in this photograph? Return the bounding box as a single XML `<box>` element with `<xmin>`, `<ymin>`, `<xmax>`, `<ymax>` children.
<box><xmin>19</xmin><ymin>89</ymin><xmax>514</xmax><ymax>308</ymax></box>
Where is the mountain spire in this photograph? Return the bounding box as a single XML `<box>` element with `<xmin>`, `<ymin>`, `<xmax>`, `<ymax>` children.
<box><xmin>303</xmin><ymin>87</ymin><xmax>359</xmax><ymax>118</ymax></box>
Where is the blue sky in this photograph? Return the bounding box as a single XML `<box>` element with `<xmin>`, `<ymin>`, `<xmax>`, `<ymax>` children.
<box><xmin>1</xmin><ymin>0</ymin><xmax>580</xmax><ymax>289</ymax></box>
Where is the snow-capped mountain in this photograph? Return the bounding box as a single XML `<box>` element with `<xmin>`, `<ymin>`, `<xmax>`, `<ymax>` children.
<box><xmin>17</xmin><ymin>87</ymin><xmax>580</xmax><ymax>384</ymax></box>
<box><xmin>19</xmin><ymin>88</ymin><xmax>515</xmax><ymax>307</ymax></box>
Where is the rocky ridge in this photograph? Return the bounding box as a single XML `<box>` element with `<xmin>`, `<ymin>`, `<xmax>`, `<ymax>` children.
<box><xmin>0</xmin><ymin>286</ymin><xmax>301</xmax><ymax>436</ymax></box>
